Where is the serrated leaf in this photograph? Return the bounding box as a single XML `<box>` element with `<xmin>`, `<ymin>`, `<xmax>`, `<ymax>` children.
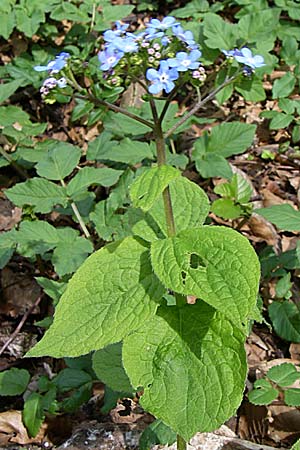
<box><xmin>123</xmin><ymin>302</ymin><xmax>247</xmax><ymax>440</ymax></box>
<box><xmin>5</xmin><ymin>178</ymin><xmax>68</xmax><ymax>213</ymax></box>
<box><xmin>207</xmin><ymin>122</ymin><xmax>256</xmax><ymax>158</ymax></box>
<box><xmin>248</xmin><ymin>379</ymin><xmax>279</xmax><ymax>405</ymax></box>
<box><xmin>269</xmin><ymin>301</ymin><xmax>300</xmax><ymax>342</ymax></box>
<box><xmin>23</xmin><ymin>392</ymin><xmax>45</xmax><ymax>437</ymax></box>
<box><xmin>150</xmin><ymin>227</ymin><xmax>260</xmax><ymax>328</ymax></box>
<box><xmin>51</xmin><ymin>229</ymin><xmax>93</xmax><ymax>277</ymax></box>
<box><xmin>0</xmin><ymin>368</ymin><xmax>30</xmax><ymax>396</ymax></box>
<box><xmin>35</xmin><ymin>278</ymin><xmax>67</xmax><ymax>304</ymax></box>
<box><xmin>255</xmin><ymin>204</ymin><xmax>300</xmax><ymax>231</ymax></box>
<box><xmin>235</xmin><ymin>77</ymin><xmax>266</xmax><ymax>102</ymax></box>
<box><xmin>93</xmin><ymin>343</ymin><xmax>133</xmax><ymax>392</ymax></box>
<box><xmin>16</xmin><ymin>220</ymin><xmax>58</xmax><ymax>257</ymax></box>
<box><xmin>130</xmin><ymin>166</ymin><xmax>180</xmax><ymax>211</ymax></box>
<box><xmin>133</xmin><ymin>177</ymin><xmax>210</xmax><ymax>242</ymax></box>
<box><xmin>139</xmin><ymin>420</ymin><xmax>176</xmax><ymax>450</ymax></box>
<box><xmin>35</xmin><ymin>142</ymin><xmax>81</xmax><ymax>180</ymax></box>
<box><xmin>27</xmin><ymin>237</ymin><xmax>165</xmax><ymax>358</ymax></box>
<box><xmin>284</xmin><ymin>388</ymin><xmax>300</xmax><ymax>406</ymax></box>
<box><xmin>270</xmin><ymin>112</ymin><xmax>294</xmax><ymax>129</ymax></box>
<box><xmin>267</xmin><ymin>363</ymin><xmax>299</xmax><ymax>387</ymax></box>
<box><xmin>92</xmin><ymin>137</ymin><xmax>154</xmax><ymax>165</ymax></box>
<box><xmin>272</xmin><ymin>72</ymin><xmax>296</xmax><ymax>98</ymax></box>
<box><xmin>67</xmin><ymin>167</ymin><xmax>122</xmax><ymax>197</ymax></box>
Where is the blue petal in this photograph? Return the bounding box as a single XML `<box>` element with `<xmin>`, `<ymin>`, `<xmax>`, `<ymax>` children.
<box><xmin>149</xmin><ymin>82</ymin><xmax>163</xmax><ymax>94</ymax></box>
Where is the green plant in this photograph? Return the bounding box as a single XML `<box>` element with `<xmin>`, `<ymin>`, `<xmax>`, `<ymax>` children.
<box><xmin>249</xmin><ymin>362</ymin><xmax>300</xmax><ymax>407</ymax></box>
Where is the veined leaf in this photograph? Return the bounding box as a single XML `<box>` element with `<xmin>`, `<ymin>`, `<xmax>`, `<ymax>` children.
<box><xmin>0</xmin><ymin>368</ymin><xmax>30</xmax><ymax>396</ymax></box>
<box><xmin>67</xmin><ymin>167</ymin><xmax>123</xmax><ymax>197</ymax></box>
<box><xmin>255</xmin><ymin>204</ymin><xmax>300</xmax><ymax>231</ymax></box>
<box><xmin>23</xmin><ymin>392</ymin><xmax>45</xmax><ymax>437</ymax></box>
<box><xmin>35</xmin><ymin>142</ymin><xmax>81</xmax><ymax>180</ymax></box>
<box><xmin>130</xmin><ymin>166</ymin><xmax>180</xmax><ymax>211</ymax></box>
<box><xmin>150</xmin><ymin>226</ymin><xmax>260</xmax><ymax>329</ymax></box>
<box><xmin>269</xmin><ymin>301</ymin><xmax>300</xmax><ymax>342</ymax></box>
<box><xmin>123</xmin><ymin>302</ymin><xmax>247</xmax><ymax>440</ymax></box>
<box><xmin>27</xmin><ymin>237</ymin><xmax>165</xmax><ymax>358</ymax></box>
<box><xmin>5</xmin><ymin>178</ymin><xmax>68</xmax><ymax>213</ymax></box>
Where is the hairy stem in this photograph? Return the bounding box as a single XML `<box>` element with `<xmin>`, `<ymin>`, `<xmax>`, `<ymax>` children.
<box><xmin>177</xmin><ymin>434</ymin><xmax>187</xmax><ymax>450</ymax></box>
<box><xmin>60</xmin><ymin>180</ymin><xmax>91</xmax><ymax>239</ymax></box>
<box><xmin>164</xmin><ymin>73</ymin><xmax>239</xmax><ymax>138</ymax></box>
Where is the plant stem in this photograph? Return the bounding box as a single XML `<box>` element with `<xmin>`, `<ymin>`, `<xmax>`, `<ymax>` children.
<box><xmin>164</xmin><ymin>73</ymin><xmax>239</xmax><ymax>138</ymax></box>
<box><xmin>177</xmin><ymin>434</ymin><xmax>187</xmax><ymax>450</ymax></box>
<box><xmin>74</xmin><ymin>93</ymin><xmax>154</xmax><ymax>130</ymax></box>
<box><xmin>60</xmin><ymin>180</ymin><xmax>91</xmax><ymax>239</ymax></box>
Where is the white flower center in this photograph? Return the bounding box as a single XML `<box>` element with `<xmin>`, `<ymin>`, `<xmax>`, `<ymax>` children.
<box><xmin>107</xmin><ymin>56</ymin><xmax>116</xmax><ymax>64</ymax></box>
<box><xmin>182</xmin><ymin>59</ymin><xmax>191</xmax><ymax>66</ymax></box>
<box><xmin>160</xmin><ymin>73</ymin><xmax>169</xmax><ymax>83</ymax></box>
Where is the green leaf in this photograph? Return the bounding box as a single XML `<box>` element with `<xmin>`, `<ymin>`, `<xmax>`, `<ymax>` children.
<box><xmin>35</xmin><ymin>142</ymin><xmax>81</xmax><ymax>181</ymax></box>
<box><xmin>0</xmin><ymin>80</ymin><xmax>22</xmax><ymax>103</ymax></box>
<box><xmin>86</xmin><ymin>131</ymin><xmax>117</xmax><ymax>160</ymax></box>
<box><xmin>275</xmin><ymin>272</ymin><xmax>292</xmax><ymax>299</ymax></box>
<box><xmin>130</xmin><ymin>166</ymin><xmax>180</xmax><ymax>211</ymax></box>
<box><xmin>203</xmin><ymin>13</ymin><xmax>238</xmax><ymax>49</ymax></box>
<box><xmin>92</xmin><ymin>137</ymin><xmax>154</xmax><ymax>165</ymax></box>
<box><xmin>292</xmin><ymin>438</ymin><xmax>300</xmax><ymax>450</ymax></box>
<box><xmin>214</xmin><ymin>173</ymin><xmax>252</xmax><ymax>203</ymax></box>
<box><xmin>235</xmin><ymin>77</ymin><xmax>266</xmax><ymax>102</ymax></box>
<box><xmin>211</xmin><ymin>199</ymin><xmax>243</xmax><ymax>219</ymax></box>
<box><xmin>93</xmin><ymin>343</ymin><xmax>133</xmax><ymax>392</ymax></box>
<box><xmin>67</xmin><ymin>167</ymin><xmax>122</xmax><ymax>197</ymax></box>
<box><xmin>268</xmin><ymin>301</ymin><xmax>300</xmax><ymax>342</ymax></box>
<box><xmin>5</xmin><ymin>178</ymin><xmax>68</xmax><ymax>213</ymax></box>
<box><xmin>35</xmin><ymin>278</ymin><xmax>67</xmax><ymax>304</ymax></box>
<box><xmin>248</xmin><ymin>379</ymin><xmax>279</xmax><ymax>405</ymax></box>
<box><xmin>52</xmin><ymin>368</ymin><xmax>92</xmax><ymax>392</ymax></box>
<box><xmin>267</xmin><ymin>363</ymin><xmax>299</xmax><ymax>387</ymax></box>
<box><xmin>284</xmin><ymin>388</ymin><xmax>300</xmax><ymax>406</ymax></box>
<box><xmin>272</xmin><ymin>72</ymin><xmax>296</xmax><ymax>99</ymax></box>
<box><xmin>0</xmin><ymin>105</ymin><xmax>30</xmax><ymax>126</ymax></box>
<box><xmin>51</xmin><ymin>230</ymin><xmax>93</xmax><ymax>277</ymax></box>
<box><xmin>139</xmin><ymin>420</ymin><xmax>176</xmax><ymax>450</ymax></box>
<box><xmin>132</xmin><ymin>177</ymin><xmax>210</xmax><ymax>242</ymax></box>
<box><xmin>208</xmin><ymin>122</ymin><xmax>256</xmax><ymax>157</ymax></box>
<box><xmin>0</xmin><ymin>229</ymin><xmax>17</xmax><ymax>268</ymax></box>
<box><xmin>123</xmin><ymin>302</ymin><xmax>247</xmax><ymax>440</ymax></box>
<box><xmin>0</xmin><ymin>10</ymin><xmax>15</xmax><ymax>40</ymax></box>
<box><xmin>27</xmin><ymin>237</ymin><xmax>165</xmax><ymax>358</ymax></box>
<box><xmin>61</xmin><ymin>382</ymin><xmax>92</xmax><ymax>413</ymax></box>
<box><xmin>255</xmin><ymin>204</ymin><xmax>300</xmax><ymax>231</ymax></box>
<box><xmin>23</xmin><ymin>392</ymin><xmax>45</xmax><ymax>437</ymax></box>
<box><xmin>16</xmin><ymin>220</ymin><xmax>58</xmax><ymax>257</ymax></box>
<box><xmin>150</xmin><ymin>226</ymin><xmax>260</xmax><ymax>328</ymax></box>
<box><xmin>270</xmin><ymin>112</ymin><xmax>294</xmax><ymax>129</ymax></box>
<box><xmin>195</xmin><ymin>153</ymin><xmax>233</xmax><ymax>179</ymax></box>
<box><xmin>0</xmin><ymin>368</ymin><xmax>30</xmax><ymax>396</ymax></box>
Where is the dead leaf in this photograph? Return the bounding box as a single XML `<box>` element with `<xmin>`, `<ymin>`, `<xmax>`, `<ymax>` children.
<box><xmin>0</xmin><ymin>410</ymin><xmax>48</xmax><ymax>445</ymax></box>
<box><xmin>248</xmin><ymin>213</ymin><xmax>279</xmax><ymax>247</ymax></box>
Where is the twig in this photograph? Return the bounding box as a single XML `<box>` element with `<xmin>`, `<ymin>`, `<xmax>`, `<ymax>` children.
<box><xmin>0</xmin><ymin>295</ymin><xmax>43</xmax><ymax>356</ymax></box>
<box><xmin>60</xmin><ymin>179</ymin><xmax>91</xmax><ymax>239</ymax></box>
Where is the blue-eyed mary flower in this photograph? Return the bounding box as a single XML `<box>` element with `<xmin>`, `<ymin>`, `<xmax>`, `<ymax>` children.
<box><xmin>34</xmin><ymin>52</ymin><xmax>70</xmax><ymax>73</ymax></box>
<box><xmin>234</xmin><ymin>47</ymin><xmax>265</xmax><ymax>69</ymax></box>
<box><xmin>146</xmin><ymin>60</ymin><xmax>179</xmax><ymax>94</ymax></box>
<box><xmin>167</xmin><ymin>50</ymin><xmax>202</xmax><ymax>72</ymax></box>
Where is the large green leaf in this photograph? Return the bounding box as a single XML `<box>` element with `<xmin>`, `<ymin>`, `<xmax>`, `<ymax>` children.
<box><xmin>123</xmin><ymin>302</ymin><xmax>247</xmax><ymax>440</ymax></box>
<box><xmin>255</xmin><ymin>204</ymin><xmax>300</xmax><ymax>231</ymax></box>
<box><xmin>5</xmin><ymin>178</ymin><xmax>68</xmax><ymax>213</ymax></box>
<box><xmin>132</xmin><ymin>177</ymin><xmax>210</xmax><ymax>241</ymax></box>
<box><xmin>93</xmin><ymin>343</ymin><xmax>133</xmax><ymax>392</ymax></box>
<box><xmin>130</xmin><ymin>166</ymin><xmax>180</xmax><ymax>211</ymax></box>
<box><xmin>0</xmin><ymin>80</ymin><xmax>22</xmax><ymax>103</ymax></box>
<box><xmin>205</xmin><ymin>122</ymin><xmax>256</xmax><ymax>158</ymax></box>
<box><xmin>272</xmin><ymin>72</ymin><xmax>296</xmax><ymax>99</ymax></box>
<box><xmin>203</xmin><ymin>13</ymin><xmax>238</xmax><ymax>49</ymax></box>
<box><xmin>27</xmin><ymin>237</ymin><xmax>165</xmax><ymax>358</ymax></box>
<box><xmin>35</xmin><ymin>142</ymin><xmax>81</xmax><ymax>180</ymax></box>
<box><xmin>150</xmin><ymin>227</ymin><xmax>260</xmax><ymax>328</ymax></box>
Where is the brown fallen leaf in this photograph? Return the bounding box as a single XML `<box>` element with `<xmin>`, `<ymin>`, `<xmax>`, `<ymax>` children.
<box><xmin>0</xmin><ymin>410</ymin><xmax>48</xmax><ymax>445</ymax></box>
<box><xmin>248</xmin><ymin>213</ymin><xmax>279</xmax><ymax>247</ymax></box>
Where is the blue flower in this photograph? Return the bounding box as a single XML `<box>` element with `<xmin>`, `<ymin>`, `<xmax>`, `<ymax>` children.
<box><xmin>167</xmin><ymin>50</ymin><xmax>202</xmax><ymax>71</ymax></box>
<box><xmin>232</xmin><ymin>47</ymin><xmax>265</xmax><ymax>69</ymax></box>
<box><xmin>34</xmin><ymin>52</ymin><xmax>70</xmax><ymax>73</ymax></box>
<box><xmin>98</xmin><ymin>48</ymin><xmax>124</xmax><ymax>71</ymax></box>
<box><xmin>172</xmin><ymin>25</ymin><xmax>197</xmax><ymax>48</ymax></box>
<box><xmin>146</xmin><ymin>60</ymin><xmax>179</xmax><ymax>94</ymax></box>
<box><xmin>222</xmin><ymin>49</ymin><xmax>242</xmax><ymax>58</ymax></box>
<box><xmin>113</xmin><ymin>36</ymin><xmax>138</xmax><ymax>53</ymax></box>
<box><xmin>146</xmin><ymin>16</ymin><xmax>179</xmax><ymax>39</ymax></box>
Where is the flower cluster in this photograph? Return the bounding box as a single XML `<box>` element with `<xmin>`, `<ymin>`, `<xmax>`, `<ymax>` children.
<box><xmin>97</xmin><ymin>17</ymin><xmax>205</xmax><ymax>94</ymax></box>
<box><xmin>222</xmin><ymin>47</ymin><xmax>266</xmax><ymax>74</ymax></box>
<box><xmin>34</xmin><ymin>52</ymin><xmax>70</xmax><ymax>96</ymax></box>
